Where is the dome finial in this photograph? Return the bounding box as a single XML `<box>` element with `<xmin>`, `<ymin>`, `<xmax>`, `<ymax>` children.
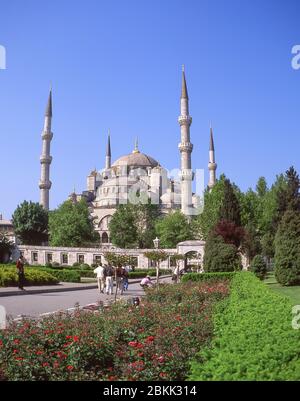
<box><xmin>133</xmin><ymin>137</ymin><xmax>139</xmax><ymax>153</ymax></box>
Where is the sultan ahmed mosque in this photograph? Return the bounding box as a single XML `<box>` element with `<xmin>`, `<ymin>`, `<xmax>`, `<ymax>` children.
<box><xmin>38</xmin><ymin>68</ymin><xmax>217</xmax><ymax>244</ymax></box>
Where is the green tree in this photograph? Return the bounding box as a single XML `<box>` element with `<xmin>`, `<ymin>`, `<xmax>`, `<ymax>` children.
<box><xmin>12</xmin><ymin>201</ymin><xmax>48</xmax><ymax>245</ymax></box>
<box><xmin>143</xmin><ymin>250</ymin><xmax>169</xmax><ymax>285</ymax></box>
<box><xmin>250</xmin><ymin>254</ymin><xmax>267</xmax><ymax>280</ymax></box>
<box><xmin>0</xmin><ymin>233</ymin><xmax>14</xmax><ymax>263</ymax></box>
<box><xmin>191</xmin><ymin>174</ymin><xmax>227</xmax><ymax>240</ymax></box>
<box><xmin>155</xmin><ymin>210</ymin><xmax>193</xmax><ymax>248</ymax></box>
<box><xmin>49</xmin><ymin>199</ymin><xmax>97</xmax><ymax>247</ymax></box>
<box><xmin>256</xmin><ymin>177</ymin><xmax>268</xmax><ymax>198</ymax></box>
<box><xmin>274</xmin><ymin>210</ymin><xmax>300</xmax><ymax>286</ymax></box>
<box><xmin>135</xmin><ymin>201</ymin><xmax>160</xmax><ymax>248</ymax></box>
<box><xmin>219</xmin><ymin>178</ymin><xmax>241</xmax><ymax>226</ymax></box>
<box><xmin>203</xmin><ymin>232</ymin><xmax>241</xmax><ymax>272</ymax></box>
<box><xmin>277</xmin><ymin>166</ymin><xmax>300</xmax><ymax>217</ymax></box>
<box><xmin>109</xmin><ymin>204</ymin><xmax>138</xmax><ymax>248</ymax></box>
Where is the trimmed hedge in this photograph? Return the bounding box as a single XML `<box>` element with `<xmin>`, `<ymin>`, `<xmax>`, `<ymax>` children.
<box><xmin>0</xmin><ymin>268</ymin><xmax>58</xmax><ymax>287</ymax></box>
<box><xmin>182</xmin><ymin>272</ymin><xmax>236</xmax><ymax>283</ymax></box>
<box><xmin>189</xmin><ymin>272</ymin><xmax>300</xmax><ymax>380</ymax></box>
<box><xmin>38</xmin><ymin>268</ymin><xmax>81</xmax><ymax>283</ymax></box>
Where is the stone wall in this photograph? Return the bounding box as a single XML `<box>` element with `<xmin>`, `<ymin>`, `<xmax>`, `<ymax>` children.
<box><xmin>17</xmin><ymin>245</ymin><xmax>177</xmax><ymax>270</ymax></box>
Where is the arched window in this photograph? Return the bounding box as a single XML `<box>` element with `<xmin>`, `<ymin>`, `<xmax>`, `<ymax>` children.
<box><xmin>102</xmin><ymin>232</ymin><xmax>109</xmax><ymax>243</ymax></box>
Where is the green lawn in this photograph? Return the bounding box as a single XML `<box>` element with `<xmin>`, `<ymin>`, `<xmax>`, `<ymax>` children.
<box><xmin>264</xmin><ymin>272</ymin><xmax>300</xmax><ymax>305</ymax></box>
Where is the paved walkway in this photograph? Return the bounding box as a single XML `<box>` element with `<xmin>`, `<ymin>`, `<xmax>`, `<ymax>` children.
<box><xmin>0</xmin><ymin>277</ymin><xmax>172</xmax><ymax>319</ymax></box>
<box><xmin>0</xmin><ymin>276</ymin><xmax>171</xmax><ymax>297</ymax></box>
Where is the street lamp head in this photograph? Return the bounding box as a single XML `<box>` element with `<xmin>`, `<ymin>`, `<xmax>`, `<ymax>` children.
<box><xmin>153</xmin><ymin>237</ymin><xmax>160</xmax><ymax>249</ymax></box>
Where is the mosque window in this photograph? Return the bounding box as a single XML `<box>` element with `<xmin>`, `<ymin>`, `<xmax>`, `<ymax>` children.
<box><xmin>78</xmin><ymin>254</ymin><xmax>85</xmax><ymax>264</ymax></box>
<box><xmin>101</xmin><ymin>232</ymin><xmax>109</xmax><ymax>243</ymax></box>
<box><xmin>32</xmin><ymin>252</ymin><xmax>38</xmax><ymax>263</ymax></box>
<box><xmin>61</xmin><ymin>253</ymin><xmax>68</xmax><ymax>265</ymax></box>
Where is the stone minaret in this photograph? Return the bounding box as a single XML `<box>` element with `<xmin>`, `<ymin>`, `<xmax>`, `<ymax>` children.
<box><xmin>39</xmin><ymin>89</ymin><xmax>53</xmax><ymax>211</ymax></box>
<box><xmin>105</xmin><ymin>131</ymin><xmax>111</xmax><ymax>169</ymax></box>
<box><xmin>178</xmin><ymin>66</ymin><xmax>193</xmax><ymax>215</ymax></box>
<box><xmin>208</xmin><ymin>124</ymin><xmax>217</xmax><ymax>190</ymax></box>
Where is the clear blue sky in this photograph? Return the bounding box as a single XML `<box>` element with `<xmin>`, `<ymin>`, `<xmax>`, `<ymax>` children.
<box><xmin>0</xmin><ymin>0</ymin><xmax>299</xmax><ymax>218</ymax></box>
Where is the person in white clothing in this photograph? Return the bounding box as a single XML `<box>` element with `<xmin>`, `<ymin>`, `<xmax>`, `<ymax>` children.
<box><xmin>93</xmin><ymin>263</ymin><xmax>106</xmax><ymax>293</ymax></box>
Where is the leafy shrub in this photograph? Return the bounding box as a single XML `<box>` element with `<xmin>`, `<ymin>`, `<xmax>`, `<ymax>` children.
<box><xmin>51</xmin><ymin>262</ymin><xmax>63</xmax><ymax>270</ymax></box>
<box><xmin>181</xmin><ymin>272</ymin><xmax>236</xmax><ymax>283</ymax></box>
<box><xmin>189</xmin><ymin>272</ymin><xmax>300</xmax><ymax>380</ymax></box>
<box><xmin>39</xmin><ymin>269</ymin><xmax>81</xmax><ymax>283</ymax></box>
<box><xmin>79</xmin><ymin>263</ymin><xmax>91</xmax><ymax>270</ymax></box>
<box><xmin>250</xmin><ymin>255</ymin><xmax>267</xmax><ymax>280</ymax></box>
<box><xmin>72</xmin><ymin>262</ymin><xmax>80</xmax><ymax>268</ymax></box>
<box><xmin>275</xmin><ymin>210</ymin><xmax>300</xmax><ymax>286</ymax></box>
<box><xmin>0</xmin><ymin>268</ymin><xmax>58</xmax><ymax>287</ymax></box>
<box><xmin>78</xmin><ymin>270</ymin><xmax>95</xmax><ymax>278</ymax></box>
<box><xmin>203</xmin><ymin>233</ymin><xmax>241</xmax><ymax>272</ymax></box>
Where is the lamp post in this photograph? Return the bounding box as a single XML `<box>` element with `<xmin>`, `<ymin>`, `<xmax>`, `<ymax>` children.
<box><xmin>153</xmin><ymin>237</ymin><xmax>160</xmax><ymax>249</ymax></box>
<box><xmin>153</xmin><ymin>237</ymin><xmax>160</xmax><ymax>286</ymax></box>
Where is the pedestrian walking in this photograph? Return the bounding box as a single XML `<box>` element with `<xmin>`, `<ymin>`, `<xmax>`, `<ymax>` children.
<box><xmin>93</xmin><ymin>263</ymin><xmax>106</xmax><ymax>293</ymax></box>
<box><xmin>16</xmin><ymin>256</ymin><xmax>25</xmax><ymax>290</ymax></box>
<box><xmin>105</xmin><ymin>264</ymin><xmax>114</xmax><ymax>295</ymax></box>
<box><xmin>122</xmin><ymin>266</ymin><xmax>129</xmax><ymax>291</ymax></box>
<box><xmin>115</xmin><ymin>264</ymin><xmax>124</xmax><ymax>295</ymax></box>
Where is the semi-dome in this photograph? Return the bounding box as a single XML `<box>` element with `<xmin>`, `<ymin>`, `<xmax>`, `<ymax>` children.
<box><xmin>112</xmin><ymin>149</ymin><xmax>159</xmax><ymax>169</ymax></box>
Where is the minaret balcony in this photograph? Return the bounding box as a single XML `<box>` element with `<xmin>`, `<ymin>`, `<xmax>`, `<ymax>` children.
<box><xmin>178</xmin><ymin>142</ymin><xmax>193</xmax><ymax>153</ymax></box>
<box><xmin>178</xmin><ymin>115</ymin><xmax>192</xmax><ymax>126</ymax></box>
<box><xmin>208</xmin><ymin>162</ymin><xmax>217</xmax><ymax>170</ymax></box>
<box><xmin>179</xmin><ymin>169</ymin><xmax>194</xmax><ymax>181</ymax></box>
<box><xmin>40</xmin><ymin>155</ymin><xmax>52</xmax><ymax>164</ymax></box>
<box><xmin>41</xmin><ymin>131</ymin><xmax>53</xmax><ymax>141</ymax></box>
<box><xmin>39</xmin><ymin>180</ymin><xmax>52</xmax><ymax>190</ymax></box>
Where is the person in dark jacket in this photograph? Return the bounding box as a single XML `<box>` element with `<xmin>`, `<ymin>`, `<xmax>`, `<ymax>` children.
<box><xmin>16</xmin><ymin>256</ymin><xmax>25</xmax><ymax>290</ymax></box>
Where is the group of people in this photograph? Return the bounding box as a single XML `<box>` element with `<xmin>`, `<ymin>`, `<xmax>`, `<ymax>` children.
<box><xmin>93</xmin><ymin>263</ymin><xmax>130</xmax><ymax>295</ymax></box>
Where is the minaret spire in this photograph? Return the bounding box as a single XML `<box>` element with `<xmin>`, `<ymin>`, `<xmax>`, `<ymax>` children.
<box><xmin>208</xmin><ymin>124</ymin><xmax>217</xmax><ymax>190</ymax></box>
<box><xmin>39</xmin><ymin>89</ymin><xmax>53</xmax><ymax>211</ymax></box>
<box><xmin>181</xmin><ymin>65</ymin><xmax>189</xmax><ymax>100</ymax></box>
<box><xmin>178</xmin><ymin>66</ymin><xmax>193</xmax><ymax>216</ymax></box>
<box><xmin>105</xmin><ymin>130</ymin><xmax>111</xmax><ymax>169</ymax></box>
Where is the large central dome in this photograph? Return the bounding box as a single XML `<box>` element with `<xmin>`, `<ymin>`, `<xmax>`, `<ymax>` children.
<box><xmin>112</xmin><ymin>149</ymin><xmax>159</xmax><ymax>169</ymax></box>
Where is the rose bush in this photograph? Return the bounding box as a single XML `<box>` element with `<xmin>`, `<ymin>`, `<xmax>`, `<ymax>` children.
<box><xmin>0</xmin><ymin>281</ymin><xmax>229</xmax><ymax>381</ymax></box>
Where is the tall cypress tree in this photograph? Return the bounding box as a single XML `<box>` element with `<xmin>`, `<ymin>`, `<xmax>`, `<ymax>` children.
<box><xmin>219</xmin><ymin>178</ymin><xmax>241</xmax><ymax>226</ymax></box>
<box><xmin>277</xmin><ymin>166</ymin><xmax>300</xmax><ymax>216</ymax></box>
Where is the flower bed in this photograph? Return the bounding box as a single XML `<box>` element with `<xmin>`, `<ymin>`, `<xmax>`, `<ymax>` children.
<box><xmin>0</xmin><ymin>281</ymin><xmax>229</xmax><ymax>381</ymax></box>
<box><xmin>189</xmin><ymin>272</ymin><xmax>300</xmax><ymax>380</ymax></box>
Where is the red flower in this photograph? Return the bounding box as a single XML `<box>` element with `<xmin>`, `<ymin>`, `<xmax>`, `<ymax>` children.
<box><xmin>42</xmin><ymin>362</ymin><xmax>49</xmax><ymax>367</ymax></box>
<box><xmin>145</xmin><ymin>336</ymin><xmax>155</xmax><ymax>343</ymax></box>
<box><xmin>13</xmin><ymin>349</ymin><xmax>18</xmax><ymax>354</ymax></box>
<box><xmin>13</xmin><ymin>339</ymin><xmax>20</xmax><ymax>345</ymax></box>
<box><xmin>67</xmin><ymin>365</ymin><xmax>74</xmax><ymax>371</ymax></box>
<box><xmin>0</xmin><ymin>340</ymin><xmax>3</xmax><ymax>347</ymax></box>
<box><xmin>15</xmin><ymin>357</ymin><xmax>23</xmax><ymax>361</ymax></box>
<box><xmin>36</xmin><ymin>350</ymin><xmax>43</xmax><ymax>355</ymax></box>
<box><xmin>159</xmin><ymin>372</ymin><xmax>167</xmax><ymax>378</ymax></box>
<box><xmin>73</xmin><ymin>336</ymin><xmax>79</xmax><ymax>342</ymax></box>
<box><xmin>157</xmin><ymin>356</ymin><xmax>165</xmax><ymax>363</ymax></box>
<box><xmin>128</xmin><ymin>341</ymin><xmax>143</xmax><ymax>348</ymax></box>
